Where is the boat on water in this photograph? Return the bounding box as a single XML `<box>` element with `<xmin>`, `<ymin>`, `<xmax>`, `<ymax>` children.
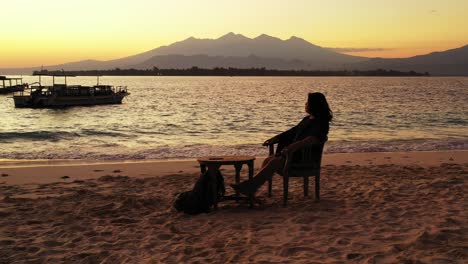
<box><xmin>13</xmin><ymin>73</ymin><xmax>129</xmax><ymax>108</ymax></box>
<box><xmin>0</xmin><ymin>76</ymin><xmax>27</xmax><ymax>94</ymax></box>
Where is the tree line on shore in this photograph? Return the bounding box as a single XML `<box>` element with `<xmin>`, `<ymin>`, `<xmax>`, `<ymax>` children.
<box><xmin>33</xmin><ymin>67</ymin><xmax>430</xmax><ymax>77</ymax></box>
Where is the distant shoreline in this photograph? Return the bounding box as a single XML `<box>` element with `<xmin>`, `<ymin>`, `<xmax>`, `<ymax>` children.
<box><xmin>33</xmin><ymin>68</ymin><xmax>430</xmax><ymax>77</ymax></box>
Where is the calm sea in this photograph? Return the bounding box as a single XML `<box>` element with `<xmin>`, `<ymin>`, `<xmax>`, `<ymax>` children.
<box><xmin>0</xmin><ymin>76</ymin><xmax>467</xmax><ymax>160</ymax></box>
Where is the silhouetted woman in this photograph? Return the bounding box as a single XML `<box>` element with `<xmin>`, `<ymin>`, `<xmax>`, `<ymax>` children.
<box><xmin>233</xmin><ymin>92</ymin><xmax>332</xmax><ymax>196</ymax></box>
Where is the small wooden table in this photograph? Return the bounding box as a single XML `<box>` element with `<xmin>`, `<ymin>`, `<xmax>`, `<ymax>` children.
<box><xmin>197</xmin><ymin>155</ymin><xmax>255</xmax><ymax>208</ymax></box>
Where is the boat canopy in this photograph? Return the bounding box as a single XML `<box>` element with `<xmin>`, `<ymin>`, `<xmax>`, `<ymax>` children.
<box><xmin>33</xmin><ymin>72</ymin><xmax>76</xmax><ymax>77</ymax></box>
<box><xmin>0</xmin><ymin>76</ymin><xmax>23</xmax><ymax>80</ymax></box>
<box><xmin>32</xmin><ymin>72</ymin><xmax>105</xmax><ymax>85</ymax></box>
<box><xmin>33</xmin><ymin>72</ymin><xmax>76</xmax><ymax>85</ymax></box>
<box><xmin>1</xmin><ymin>76</ymin><xmax>23</xmax><ymax>87</ymax></box>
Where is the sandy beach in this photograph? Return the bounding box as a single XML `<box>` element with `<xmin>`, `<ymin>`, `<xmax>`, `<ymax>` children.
<box><xmin>0</xmin><ymin>151</ymin><xmax>467</xmax><ymax>263</ymax></box>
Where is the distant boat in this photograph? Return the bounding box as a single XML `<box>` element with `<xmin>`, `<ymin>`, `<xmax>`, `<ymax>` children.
<box><xmin>13</xmin><ymin>73</ymin><xmax>129</xmax><ymax>108</ymax></box>
<box><xmin>0</xmin><ymin>76</ymin><xmax>27</xmax><ymax>94</ymax></box>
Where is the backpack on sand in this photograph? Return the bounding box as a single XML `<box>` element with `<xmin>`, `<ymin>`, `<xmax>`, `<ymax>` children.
<box><xmin>174</xmin><ymin>170</ymin><xmax>225</xmax><ymax>215</ymax></box>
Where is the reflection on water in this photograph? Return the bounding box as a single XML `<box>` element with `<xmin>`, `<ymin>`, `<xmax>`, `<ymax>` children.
<box><xmin>0</xmin><ymin>76</ymin><xmax>467</xmax><ymax>160</ymax></box>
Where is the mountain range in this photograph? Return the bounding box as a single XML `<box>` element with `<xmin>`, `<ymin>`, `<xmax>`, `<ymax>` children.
<box><xmin>2</xmin><ymin>33</ymin><xmax>467</xmax><ymax>75</ymax></box>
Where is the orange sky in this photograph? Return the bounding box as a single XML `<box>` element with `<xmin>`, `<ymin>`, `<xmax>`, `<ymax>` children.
<box><xmin>1</xmin><ymin>0</ymin><xmax>467</xmax><ymax>68</ymax></box>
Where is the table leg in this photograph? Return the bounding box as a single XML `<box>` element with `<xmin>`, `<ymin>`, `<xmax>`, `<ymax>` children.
<box><xmin>247</xmin><ymin>160</ymin><xmax>254</xmax><ymax>180</ymax></box>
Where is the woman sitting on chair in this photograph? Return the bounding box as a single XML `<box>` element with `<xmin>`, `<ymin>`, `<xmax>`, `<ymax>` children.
<box><xmin>232</xmin><ymin>92</ymin><xmax>332</xmax><ymax>196</ymax></box>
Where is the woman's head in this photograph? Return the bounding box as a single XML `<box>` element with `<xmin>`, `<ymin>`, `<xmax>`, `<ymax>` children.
<box><xmin>306</xmin><ymin>92</ymin><xmax>333</xmax><ymax>121</ymax></box>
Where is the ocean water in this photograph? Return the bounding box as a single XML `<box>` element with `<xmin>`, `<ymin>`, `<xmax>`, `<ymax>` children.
<box><xmin>0</xmin><ymin>76</ymin><xmax>467</xmax><ymax>160</ymax></box>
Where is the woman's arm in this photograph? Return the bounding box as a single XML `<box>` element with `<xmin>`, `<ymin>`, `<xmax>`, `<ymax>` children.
<box><xmin>262</xmin><ymin>134</ymin><xmax>280</xmax><ymax>146</ymax></box>
<box><xmin>280</xmin><ymin>136</ymin><xmax>322</xmax><ymax>155</ymax></box>
<box><xmin>263</xmin><ymin>125</ymin><xmax>299</xmax><ymax>146</ymax></box>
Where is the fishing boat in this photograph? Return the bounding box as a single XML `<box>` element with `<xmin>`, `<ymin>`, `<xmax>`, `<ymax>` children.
<box><xmin>13</xmin><ymin>73</ymin><xmax>129</xmax><ymax>108</ymax></box>
<box><xmin>0</xmin><ymin>76</ymin><xmax>27</xmax><ymax>94</ymax></box>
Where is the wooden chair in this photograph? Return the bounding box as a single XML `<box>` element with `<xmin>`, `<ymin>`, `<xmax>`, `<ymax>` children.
<box><xmin>266</xmin><ymin>142</ymin><xmax>324</xmax><ymax>206</ymax></box>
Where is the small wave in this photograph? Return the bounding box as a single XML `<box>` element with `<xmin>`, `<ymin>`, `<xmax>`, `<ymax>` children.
<box><xmin>326</xmin><ymin>138</ymin><xmax>468</xmax><ymax>153</ymax></box>
<box><xmin>0</xmin><ymin>131</ymin><xmax>79</xmax><ymax>143</ymax></box>
<box><xmin>445</xmin><ymin>118</ymin><xmax>467</xmax><ymax>125</ymax></box>
<box><xmin>79</xmin><ymin>129</ymin><xmax>132</xmax><ymax>138</ymax></box>
<box><xmin>0</xmin><ymin>138</ymin><xmax>466</xmax><ymax>160</ymax></box>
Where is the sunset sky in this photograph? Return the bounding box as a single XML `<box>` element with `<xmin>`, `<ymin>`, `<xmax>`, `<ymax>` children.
<box><xmin>1</xmin><ymin>0</ymin><xmax>467</xmax><ymax>68</ymax></box>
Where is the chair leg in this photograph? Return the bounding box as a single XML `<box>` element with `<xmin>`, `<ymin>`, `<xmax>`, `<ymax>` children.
<box><xmin>268</xmin><ymin>178</ymin><xmax>272</xmax><ymax>197</ymax></box>
<box><xmin>315</xmin><ymin>173</ymin><xmax>320</xmax><ymax>201</ymax></box>
<box><xmin>304</xmin><ymin>176</ymin><xmax>309</xmax><ymax>197</ymax></box>
<box><xmin>283</xmin><ymin>176</ymin><xmax>289</xmax><ymax>207</ymax></box>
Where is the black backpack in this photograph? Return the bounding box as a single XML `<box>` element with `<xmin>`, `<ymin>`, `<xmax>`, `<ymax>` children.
<box><xmin>174</xmin><ymin>170</ymin><xmax>225</xmax><ymax>215</ymax></box>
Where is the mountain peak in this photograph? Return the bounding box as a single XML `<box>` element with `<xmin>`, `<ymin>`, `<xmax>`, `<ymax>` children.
<box><xmin>286</xmin><ymin>36</ymin><xmax>319</xmax><ymax>47</ymax></box>
<box><xmin>184</xmin><ymin>36</ymin><xmax>198</xmax><ymax>41</ymax></box>
<box><xmin>287</xmin><ymin>36</ymin><xmax>304</xmax><ymax>41</ymax></box>
<box><xmin>217</xmin><ymin>32</ymin><xmax>249</xmax><ymax>41</ymax></box>
<box><xmin>254</xmin><ymin>34</ymin><xmax>281</xmax><ymax>41</ymax></box>
<box><xmin>222</xmin><ymin>32</ymin><xmax>236</xmax><ymax>37</ymax></box>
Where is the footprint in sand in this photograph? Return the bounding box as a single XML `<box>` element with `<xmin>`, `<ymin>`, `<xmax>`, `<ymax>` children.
<box><xmin>157</xmin><ymin>233</ymin><xmax>173</xmax><ymax>241</ymax></box>
<box><xmin>280</xmin><ymin>246</ymin><xmax>312</xmax><ymax>257</ymax></box>
<box><xmin>25</xmin><ymin>246</ymin><xmax>41</xmax><ymax>253</ymax></box>
<box><xmin>335</xmin><ymin>238</ymin><xmax>351</xmax><ymax>245</ymax></box>
<box><xmin>73</xmin><ymin>180</ymin><xmax>85</xmax><ymax>184</ymax></box>
<box><xmin>43</xmin><ymin>240</ymin><xmax>63</xmax><ymax>247</ymax></box>
<box><xmin>0</xmin><ymin>240</ymin><xmax>15</xmax><ymax>246</ymax></box>
<box><xmin>347</xmin><ymin>253</ymin><xmax>364</xmax><ymax>260</ymax></box>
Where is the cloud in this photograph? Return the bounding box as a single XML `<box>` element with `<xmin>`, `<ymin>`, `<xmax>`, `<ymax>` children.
<box><xmin>327</xmin><ymin>47</ymin><xmax>394</xmax><ymax>53</ymax></box>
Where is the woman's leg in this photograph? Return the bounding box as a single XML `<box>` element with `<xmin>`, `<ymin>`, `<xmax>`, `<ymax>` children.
<box><xmin>238</xmin><ymin>156</ymin><xmax>284</xmax><ymax>195</ymax></box>
<box><xmin>262</xmin><ymin>155</ymin><xmax>275</xmax><ymax>168</ymax></box>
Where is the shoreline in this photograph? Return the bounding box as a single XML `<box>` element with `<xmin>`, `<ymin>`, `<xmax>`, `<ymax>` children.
<box><xmin>1</xmin><ymin>149</ymin><xmax>466</xmax><ymax>167</ymax></box>
<box><xmin>1</xmin><ymin>150</ymin><xmax>466</xmax><ymax>186</ymax></box>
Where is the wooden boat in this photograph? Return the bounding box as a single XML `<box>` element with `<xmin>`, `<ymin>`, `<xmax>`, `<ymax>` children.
<box><xmin>0</xmin><ymin>76</ymin><xmax>27</xmax><ymax>94</ymax></box>
<box><xmin>13</xmin><ymin>73</ymin><xmax>129</xmax><ymax>108</ymax></box>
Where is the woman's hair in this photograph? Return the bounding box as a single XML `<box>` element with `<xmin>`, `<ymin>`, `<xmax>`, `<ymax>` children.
<box><xmin>307</xmin><ymin>92</ymin><xmax>333</xmax><ymax>121</ymax></box>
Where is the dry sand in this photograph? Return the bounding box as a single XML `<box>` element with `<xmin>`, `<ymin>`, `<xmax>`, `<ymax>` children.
<box><xmin>0</xmin><ymin>151</ymin><xmax>467</xmax><ymax>263</ymax></box>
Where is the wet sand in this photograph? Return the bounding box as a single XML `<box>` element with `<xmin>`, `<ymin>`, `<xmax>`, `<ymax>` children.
<box><xmin>0</xmin><ymin>151</ymin><xmax>467</xmax><ymax>263</ymax></box>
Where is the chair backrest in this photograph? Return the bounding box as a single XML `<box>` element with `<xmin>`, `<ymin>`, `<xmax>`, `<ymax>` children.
<box><xmin>286</xmin><ymin>143</ymin><xmax>324</xmax><ymax>177</ymax></box>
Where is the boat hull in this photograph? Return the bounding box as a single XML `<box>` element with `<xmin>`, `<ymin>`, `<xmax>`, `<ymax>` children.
<box><xmin>0</xmin><ymin>85</ymin><xmax>25</xmax><ymax>95</ymax></box>
<box><xmin>13</xmin><ymin>93</ymin><xmax>128</xmax><ymax>108</ymax></box>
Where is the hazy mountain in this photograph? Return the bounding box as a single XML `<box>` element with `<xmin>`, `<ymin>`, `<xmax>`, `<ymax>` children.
<box><xmin>1</xmin><ymin>33</ymin><xmax>467</xmax><ymax>75</ymax></box>
<box><xmin>88</xmin><ymin>32</ymin><xmax>365</xmax><ymax>70</ymax></box>
<box><xmin>131</xmin><ymin>44</ymin><xmax>468</xmax><ymax>75</ymax></box>
<box><xmin>0</xmin><ymin>33</ymin><xmax>365</xmax><ymax>74</ymax></box>
<box><xmin>347</xmin><ymin>45</ymin><xmax>468</xmax><ymax>75</ymax></box>
<box><xmin>141</xmin><ymin>33</ymin><xmax>366</xmax><ymax>65</ymax></box>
